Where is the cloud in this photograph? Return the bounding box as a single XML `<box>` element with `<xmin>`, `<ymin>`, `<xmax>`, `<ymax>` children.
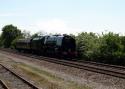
<box><xmin>0</xmin><ymin>18</ymin><xmax>87</xmax><ymax>35</ymax></box>
<box><xmin>36</xmin><ymin>19</ymin><xmax>83</xmax><ymax>35</ymax></box>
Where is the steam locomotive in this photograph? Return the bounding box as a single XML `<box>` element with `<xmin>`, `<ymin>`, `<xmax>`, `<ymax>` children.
<box><xmin>15</xmin><ymin>35</ymin><xmax>77</xmax><ymax>58</ymax></box>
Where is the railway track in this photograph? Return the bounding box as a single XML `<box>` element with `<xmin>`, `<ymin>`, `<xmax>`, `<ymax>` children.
<box><xmin>1</xmin><ymin>48</ymin><xmax>125</xmax><ymax>79</ymax></box>
<box><xmin>0</xmin><ymin>63</ymin><xmax>39</xmax><ymax>89</ymax></box>
<box><xmin>77</xmin><ymin>60</ymin><xmax>125</xmax><ymax>71</ymax></box>
<box><xmin>0</xmin><ymin>79</ymin><xmax>8</xmax><ymax>89</ymax></box>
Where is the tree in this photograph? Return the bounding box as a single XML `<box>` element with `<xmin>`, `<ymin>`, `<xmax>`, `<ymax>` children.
<box><xmin>76</xmin><ymin>32</ymin><xmax>101</xmax><ymax>60</ymax></box>
<box><xmin>1</xmin><ymin>24</ymin><xmax>22</xmax><ymax>48</ymax></box>
<box><xmin>31</xmin><ymin>31</ymin><xmax>45</xmax><ymax>38</ymax></box>
<box><xmin>31</xmin><ymin>33</ymin><xmax>39</xmax><ymax>38</ymax></box>
<box><xmin>22</xmin><ymin>30</ymin><xmax>31</xmax><ymax>38</ymax></box>
<box><xmin>100</xmin><ymin>33</ymin><xmax>119</xmax><ymax>56</ymax></box>
<box><xmin>69</xmin><ymin>34</ymin><xmax>75</xmax><ymax>39</ymax></box>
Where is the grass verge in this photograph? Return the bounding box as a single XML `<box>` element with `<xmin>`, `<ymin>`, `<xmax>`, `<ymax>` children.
<box><xmin>13</xmin><ymin>63</ymin><xmax>91</xmax><ymax>89</ymax></box>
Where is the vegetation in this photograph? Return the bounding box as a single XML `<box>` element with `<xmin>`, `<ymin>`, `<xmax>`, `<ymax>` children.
<box><xmin>1</xmin><ymin>24</ymin><xmax>125</xmax><ymax>65</ymax></box>
<box><xmin>31</xmin><ymin>31</ymin><xmax>45</xmax><ymax>38</ymax></box>
<box><xmin>0</xmin><ymin>25</ymin><xmax>22</xmax><ymax>48</ymax></box>
<box><xmin>76</xmin><ymin>32</ymin><xmax>100</xmax><ymax>60</ymax></box>
<box><xmin>76</xmin><ymin>32</ymin><xmax>125</xmax><ymax>65</ymax></box>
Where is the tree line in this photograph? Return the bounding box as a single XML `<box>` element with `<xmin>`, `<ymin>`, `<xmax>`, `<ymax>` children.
<box><xmin>76</xmin><ymin>32</ymin><xmax>125</xmax><ymax>65</ymax></box>
<box><xmin>1</xmin><ymin>24</ymin><xmax>125</xmax><ymax>65</ymax></box>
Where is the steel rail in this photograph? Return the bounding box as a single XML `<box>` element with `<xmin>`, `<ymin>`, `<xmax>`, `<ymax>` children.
<box><xmin>1</xmin><ymin>48</ymin><xmax>125</xmax><ymax>79</ymax></box>
<box><xmin>0</xmin><ymin>64</ymin><xmax>40</xmax><ymax>89</ymax></box>
<box><xmin>2</xmin><ymin>48</ymin><xmax>125</xmax><ymax>70</ymax></box>
<box><xmin>0</xmin><ymin>79</ymin><xmax>9</xmax><ymax>89</ymax></box>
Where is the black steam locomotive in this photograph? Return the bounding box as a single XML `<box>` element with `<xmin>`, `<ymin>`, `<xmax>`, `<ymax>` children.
<box><xmin>15</xmin><ymin>35</ymin><xmax>77</xmax><ymax>58</ymax></box>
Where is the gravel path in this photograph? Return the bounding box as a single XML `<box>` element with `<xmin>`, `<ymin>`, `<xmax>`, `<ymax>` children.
<box><xmin>0</xmin><ymin>65</ymin><xmax>34</xmax><ymax>89</ymax></box>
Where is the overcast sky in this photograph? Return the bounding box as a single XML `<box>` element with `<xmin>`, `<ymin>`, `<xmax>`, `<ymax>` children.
<box><xmin>0</xmin><ymin>0</ymin><xmax>125</xmax><ymax>35</ymax></box>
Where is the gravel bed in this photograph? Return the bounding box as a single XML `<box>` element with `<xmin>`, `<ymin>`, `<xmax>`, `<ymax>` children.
<box><xmin>11</xmin><ymin>54</ymin><xmax>125</xmax><ymax>89</ymax></box>
<box><xmin>0</xmin><ymin>65</ymin><xmax>33</xmax><ymax>89</ymax></box>
<box><xmin>1</xmin><ymin>51</ymin><xmax>125</xmax><ymax>89</ymax></box>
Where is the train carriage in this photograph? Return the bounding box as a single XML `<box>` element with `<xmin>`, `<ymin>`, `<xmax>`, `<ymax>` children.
<box><xmin>30</xmin><ymin>36</ymin><xmax>45</xmax><ymax>54</ymax></box>
<box><xmin>15</xmin><ymin>38</ymin><xmax>32</xmax><ymax>51</ymax></box>
<box><xmin>15</xmin><ymin>35</ymin><xmax>77</xmax><ymax>58</ymax></box>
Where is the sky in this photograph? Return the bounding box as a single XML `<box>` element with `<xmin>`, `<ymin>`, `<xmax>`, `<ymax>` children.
<box><xmin>0</xmin><ymin>0</ymin><xmax>125</xmax><ymax>35</ymax></box>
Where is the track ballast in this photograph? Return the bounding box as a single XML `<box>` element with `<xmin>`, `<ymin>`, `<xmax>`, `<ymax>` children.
<box><xmin>1</xmin><ymin>48</ymin><xmax>125</xmax><ymax>79</ymax></box>
<box><xmin>0</xmin><ymin>63</ymin><xmax>39</xmax><ymax>89</ymax></box>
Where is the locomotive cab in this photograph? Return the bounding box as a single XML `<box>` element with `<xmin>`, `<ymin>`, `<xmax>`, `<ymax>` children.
<box><xmin>61</xmin><ymin>36</ymin><xmax>77</xmax><ymax>58</ymax></box>
<box><xmin>44</xmin><ymin>35</ymin><xmax>77</xmax><ymax>58</ymax></box>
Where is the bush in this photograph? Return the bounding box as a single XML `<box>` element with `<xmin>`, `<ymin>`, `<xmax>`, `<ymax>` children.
<box><xmin>76</xmin><ymin>32</ymin><xmax>125</xmax><ymax>65</ymax></box>
<box><xmin>76</xmin><ymin>32</ymin><xmax>101</xmax><ymax>60</ymax></box>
